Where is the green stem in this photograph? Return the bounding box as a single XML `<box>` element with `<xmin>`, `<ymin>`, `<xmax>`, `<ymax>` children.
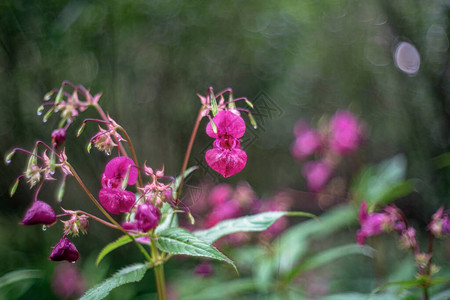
<box><xmin>66</xmin><ymin>162</ymin><xmax>152</xmax><ymax>263</ymax></box>
<box><xmin>150</xmin><ymin>238</ymin><xmax>167</xmax><ymax>300</ymax></box>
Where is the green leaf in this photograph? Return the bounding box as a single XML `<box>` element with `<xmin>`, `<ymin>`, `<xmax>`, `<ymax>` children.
<box><xmin>285</xmin><ymin>244</ymin><xmax>374</xmax><ymax>281</ymax></box>
<box><xmin>194</xmin><ymin>211</ymin><xmax>315</xmax><ymax>244</ymax></box>
<box><xmin>155</xmin><ymin>203</ymin><xmax>178</xmax><ymax>233</ymax></box>
<box><xmin>371</xmin><ymin>278</ymin><xmax>424</xmax><ymax>295</ymax></box>
<box><xmin>156</xmin><ymin>227</ymin><xmax>237</xmax><ymax>272</ymax></box>
<box><xmin>80</xmin><ymin>263</ymin><xmax>148</xmax><ymax>300</ymax></box>
<box><xmin>351</xmin><ymin>154</ymin><xmax>411</xmax><ymax>205</ymax></box>
<box><xmin>171</xmin><ymin>166</ymin><xmax>198</xmax><ymax>198</ymax></box>
<box><xmin>95</xmin><ymin>235</ymin><xmax>133</xmax><ymax>266</ymax></box>
<box><xmin>182</xmin><ymin>279</ymin><xmax>257</xmax><ymax>300</ymax></box>
<box><xmin>0</xmin><ymin>270</ymin><xmax>42</xmax><ymax>289</ymax></box>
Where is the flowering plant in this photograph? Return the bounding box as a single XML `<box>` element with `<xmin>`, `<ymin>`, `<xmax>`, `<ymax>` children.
<box><xmin>6</xmin><ymin>82</ymin><xmax>313</xmax><ymax>299</ymax></box>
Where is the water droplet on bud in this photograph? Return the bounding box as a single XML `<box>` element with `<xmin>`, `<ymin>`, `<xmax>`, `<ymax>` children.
<box><xmin>71</xmin><ymin>261</ymin><xmax>76</xmax><ymax>264</ymax></box>
<box><xmin>42</xmin><ymin>225</ymin><xmax>48</xmax><ymax>231</ymax></box>
<box><xmin>43</xmin><ymin>118</ymin><xmax>48</xmax><ymax>123</ymax></box>
<box><xmin>106</xmin><ymin>152</ymin><xmax>111</xmax><ymax>156</ymax></box>
<box><xmin>37</xmin><ymin>111</ymin><xmax>42</xmax><ymax>116</ymax></box>
<box><xmin>54</xmin><ymin>108</ymin><xmax>59</xmax><ymax>113</ymax></box>
<box><xmin>50</xmin><ymin>170</ymin><xmax>55</xmax><ymax>175</ymax></box>
<box><xmin>5</xmin><ymin>159</ymin><xmax>11</xmax><ymax>165</ymax></box>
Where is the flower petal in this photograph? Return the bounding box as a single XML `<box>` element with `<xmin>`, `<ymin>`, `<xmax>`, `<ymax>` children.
<box><xmin>205</xmin><ymin>147</ymin><xmax>247</xmax><ymax>178</ymax></box>
<box><xmin>99</xmin><ymin>188</ymin><xmax>136</xmax><ymax>215</ymax></box>
<box><xmin>206</xmin><ymin>110</ymin><xmax>246</xmax><ymax>139</ymax></box>
<box><xmin>104</xmin><ymin>157</ymin><xmax>138</xmax><ymax>186</ymax></box>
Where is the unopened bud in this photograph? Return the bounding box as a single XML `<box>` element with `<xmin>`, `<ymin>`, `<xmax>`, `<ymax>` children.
<box><xmin>49</xmin><ymin>238</ymin><xmax>79</xmax><ymax>262</ymax></box>
<box><xmin>21</xmin><ymin>200</ymin><xmax>56</xmax><ymax>226</ymax></box>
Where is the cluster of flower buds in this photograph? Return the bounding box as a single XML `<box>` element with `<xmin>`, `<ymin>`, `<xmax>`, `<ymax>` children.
<box><xmin>198</xmin><ymin>87</ymin><xmax>256</xmax><ymax>178</ymax></box>
<box><xmin>291</xmin><ymin>110</ymin><xmax>363</xmax><ymax>192</ymax></box>
<box><xmin>356</xmin><ymin>201</ymin><xmax>406</xmax><ymax>245</ymax></box>
<box><xmin>357</xmin><ymin>202</ymin><xmax>449</xmax><ymax>277</ymax></box>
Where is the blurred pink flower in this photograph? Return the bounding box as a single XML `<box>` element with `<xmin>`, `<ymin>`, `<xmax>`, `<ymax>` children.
<box><xmin>329</xmin><ymin>110</ymin><xmax>362</xmax><ymax>155</ymax></box>
<box><xmin>205</xmin><ymin>111</ymin><xmax>247</xmax><ymax>177</ymax></box>
<box><xmin>291</xmin><ymin>121</ymin><xmax>322</xmax><ymax>161</ymax></box>
<box><xmin>52</xmin><ymin>262</ymin><xmax>86</xmax><ymax>299</ymax></box>
<box><xmin>194</xmin><ymin>262</ymin><xmax>214</xmax><ymax>277</ymax></box>
<box><xmin>302</xmin><ymin>161</ymin><xmax>332</xmax><ymax>192</ymax></box>
<box><xmin>210</xmin><ymin>183</ymin><xmax>234</xmax><ymax>206</ymax></box>
<box><xmin>428</xmin><ymin>207</ymin><xmax>450</xmax><ymax>237</ymax></box>
<box><xmin>135</xmin><ymin>203</ymin><xmax>161</xmax><ymax>232</ymax></box>
<box><xmin>204</xmin><ymin>199</ymin><xmax>241</xmax><ymax>228</ymax></box>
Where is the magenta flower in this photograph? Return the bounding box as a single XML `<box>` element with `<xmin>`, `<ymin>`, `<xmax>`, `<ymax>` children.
<box><xmin>356</xmin><ymin>202</ymin><xmax>390</xmax><ymax>245</ymax></box>
<box><xmin>210</xmin><ymin>184</ymin><xmax>233</xmax><ymax>205</ymax></box>
<box><xmin>135</xmin><ymin>203</ymin><xmax>161</xmax><ymax>232</ymax></box>
<box><xmin>51</xmin><ymin>128</ymin><xmax>66</xmax><ymax>146</ymax></box>
<box><xmin>194</xmin><ymin>262</ymin><xmax>214</xmax><ymax>277</ymax></box>
<box><xmin>49</xmin><ymin>238</ymin><xmax>79</xmax><ymax>262</ymax></box>
<box><xmin>98</xmin><ymin>188</ymin><xmax>136</xmax><ymax>215</ymax></box>
<box><xmin>301</xmin><ymin>161</ymin><xmax>332</xmax><ymax>192</ymax></box>
<box><xmin>291</xmin><ymin>121</ymin><xmax>322</xmax><ymax>161</ymax></box>
<box><xmin>102</xmin><ymin>157</ymin><xmax>138</xmax><ymax>188</ymax></box>
<box><xmin>329</xmin><ymin>110</ymin><xmax>362</xmax><ymax>155</ymax></box>
<box><xmin>51</xmin><ymin>262</ymin><xmax>86</xmax><ymax>299</ymax></box>
<box><xmin>204</xmin><ymin>199</ymin><xmax>241</xmax><ymax>228</ymax></box>
<box><xmin>205</xmin><ymin>111</ymin><xmax>247</xmax><ymax>177</ymax></box>
<box><xmin>21</xmin><ymin>200</ymin><xmax>57</xmax><ymax>226</ymax></box>
<box><xmin>428</xmin><ymin>207</ymin><xmax>450</xmax><ymax>237</ymax></box>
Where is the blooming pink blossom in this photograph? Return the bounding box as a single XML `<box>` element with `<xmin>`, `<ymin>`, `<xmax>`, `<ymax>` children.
<box><xmin>291</xmin><ymin>121</ymin><xmax>322</xmax><ymax>160</ymax></box>
<box><xmin>356</xmin><ymin>202</ymin><xmax>396</xmax><ymax>245</ymax></box>
<box><xmin>102</xmin><ymin>157</ymin><xmax>138</xmax><ymax>188</ymax></box>
<box><xmin>98</xmin><ymin>188</ymin><xmax>136</xmax><ymax>215</ymax></box>
<box><xmin>21</xmin><ymin>200</ymin><xmax>56</xmax><ymax>226</ymax></box>
<box><xmin>205</xmin><ymin>111</ymin><xmax>247</xmax><ymax>177</ymax></box>
<box><xmin>329</xmin><ymin>110</ymin><xmax>362</xmax><ymax>155</ymax></box>
<box><xmin>301</xmin><ymin>161</ymin><xmax>332</xmax><ymax>192</ymax></box>
<box><xmin>428</xmin><ymin>207</ymin><xmax>450</xmax><ymax>237</ymax></box>
<box><xmin>49</xmin><ymin>238</ymin><xmax>79</xmax><ymax>262</ymax></box>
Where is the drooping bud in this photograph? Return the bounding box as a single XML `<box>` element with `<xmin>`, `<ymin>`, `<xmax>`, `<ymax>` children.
<box><xmin>49</xmin><ymin>238</ymin><xmax>79</xmax><ymax>262</ymax></box>
<box><xmin>51</xmin><ymin>128</ymin><xmax>66</xmax><ymax>146</ymax></box>
<box><xmin>21</xmin><ymin>200</ymin><xmax>57</xmax><ymax>226</ymax></box>
<box><xmin>135</xmin><ymin>203</ymin><xmax>161</xmax><ymax>232</ymax></box>
<box><xmin>98</xmin><ymin>188</ymin><xmax>136</xmax><ymax>215</ymax></box>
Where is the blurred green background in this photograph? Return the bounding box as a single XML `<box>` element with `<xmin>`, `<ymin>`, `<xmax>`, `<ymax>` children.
<box><xmin>0</xmin><ymin>0</ymin><xmax>449</xmax><ymax>299</ymax></box>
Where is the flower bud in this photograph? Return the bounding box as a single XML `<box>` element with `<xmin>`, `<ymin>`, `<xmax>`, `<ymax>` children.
<box><xmin>21</xmin><ymin>200</ymin><xmax>56</xmax><ymax>226</ymax></box>
<box><xmin>135</xmin><ymin>203</ymin><xmax>161</xmax><ymax>232</ymax></box>
<box><xmin>51</xmin><ymin>128</ymin><xmax>66</xmax><ymax>146</ymax></box>
<box><xmin>49</xmin><ymin>238</ymin><xmax>79</xmax><ymax>262</ymax></box>
<box><xmin>99</xmin><ymin>188</ymin><xmax>136</xmax><ymax>215</ymax></box>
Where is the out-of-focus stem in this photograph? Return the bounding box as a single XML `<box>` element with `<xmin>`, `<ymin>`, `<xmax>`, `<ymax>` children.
<box><xmin>65</xmin><ymin>162</ymin><xmax>152</xmax><ymax>263</ymax></box>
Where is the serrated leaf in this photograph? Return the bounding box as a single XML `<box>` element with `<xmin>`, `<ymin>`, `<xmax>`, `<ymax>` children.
<box><xmin>95</xmin><ymin>235</ymin><xmax>133</xmax><ymax>266</ymax></box>
<box><xmin>194</xmin><ymin>211</ymin><xmax>314</xmax><ymax>244</ymax></box>
<box><xmin>156</xmin><ymin>227</ymin><xmax>237</xmax><ymax>272</ymax></box>
<box><xmin>0</xmin><ymin>269</ymin><xmax>42</xmax><ymax>289</ymax></box>
<box><xmin>81</xmin><ymin>263</ymin><xmax>148</xmax><ymax>300</ymax></box>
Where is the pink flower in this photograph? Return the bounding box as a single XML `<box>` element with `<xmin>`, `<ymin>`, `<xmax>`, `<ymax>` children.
<box><xmin>102</xmin><ymin>157</ymin><xmax>138</xmax><ymax>188</ymax></box>
<box><xmin>98</xmin><ymin>188</ymin><xmax>136</xmax><ymax>215</ymax></box>
<box><xmin>356</xmin><ymin>202</ymin><xmax>391</xmax><ymax>245</ymax></box>
<box><xmin>329</xmin><ymin>110</ymin><xmax>362</xmax><ymax>155</ymax></box>
<box><xmin>51</xmin><ymin>128</ymin><xmax>66</xmax><ymax>146</ymax></box>
<box><xmin>51</xmin><ymin>262</ymin><xmax>86</xmax><ymax>299</ymax></box>
<box><xmin>204</xmin><ymin>200</ymin><xmax>241</xmax><ymax>228</ymax></box>
<box><xmin>210</xmin><ymin>184</ymin><xmax>233</xmax><ymax>205</ymax></box>
<box><xmin>205</xmin><ymin>111</ymin><xmax>247</xmax><ymax>177</ymax></box>
<box><xmin>194</xmin><ymin>262</ymin><xmax>214</xmax><ymax>277</ymax></box>
<box><xmin>49</xmin><ymin>238</ymin><xmax>79</xmax><ymax>262</ymax></box>
<box><xmin>428</xmin><ymin>207</ymin><xmax>450</xmax><ymax>237</ymax></box>
<box><xmin>135</xmin><ymin>203</ymin><xmax>161</xmax><ymax>232</ymax></box>
<box><xmin>302</xmin><ymin>161</ymin><xmax>332</xmax><ymax>192</ymax></box>
<box><xmin>21</xmin><ymin>200</ymin><xmax>56</xmax><ymax>226</ymax></box>
<box><xmin>291</xmin><ymin>121</ymin><xmax>322</xmax><ymax>160</ymax></box>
